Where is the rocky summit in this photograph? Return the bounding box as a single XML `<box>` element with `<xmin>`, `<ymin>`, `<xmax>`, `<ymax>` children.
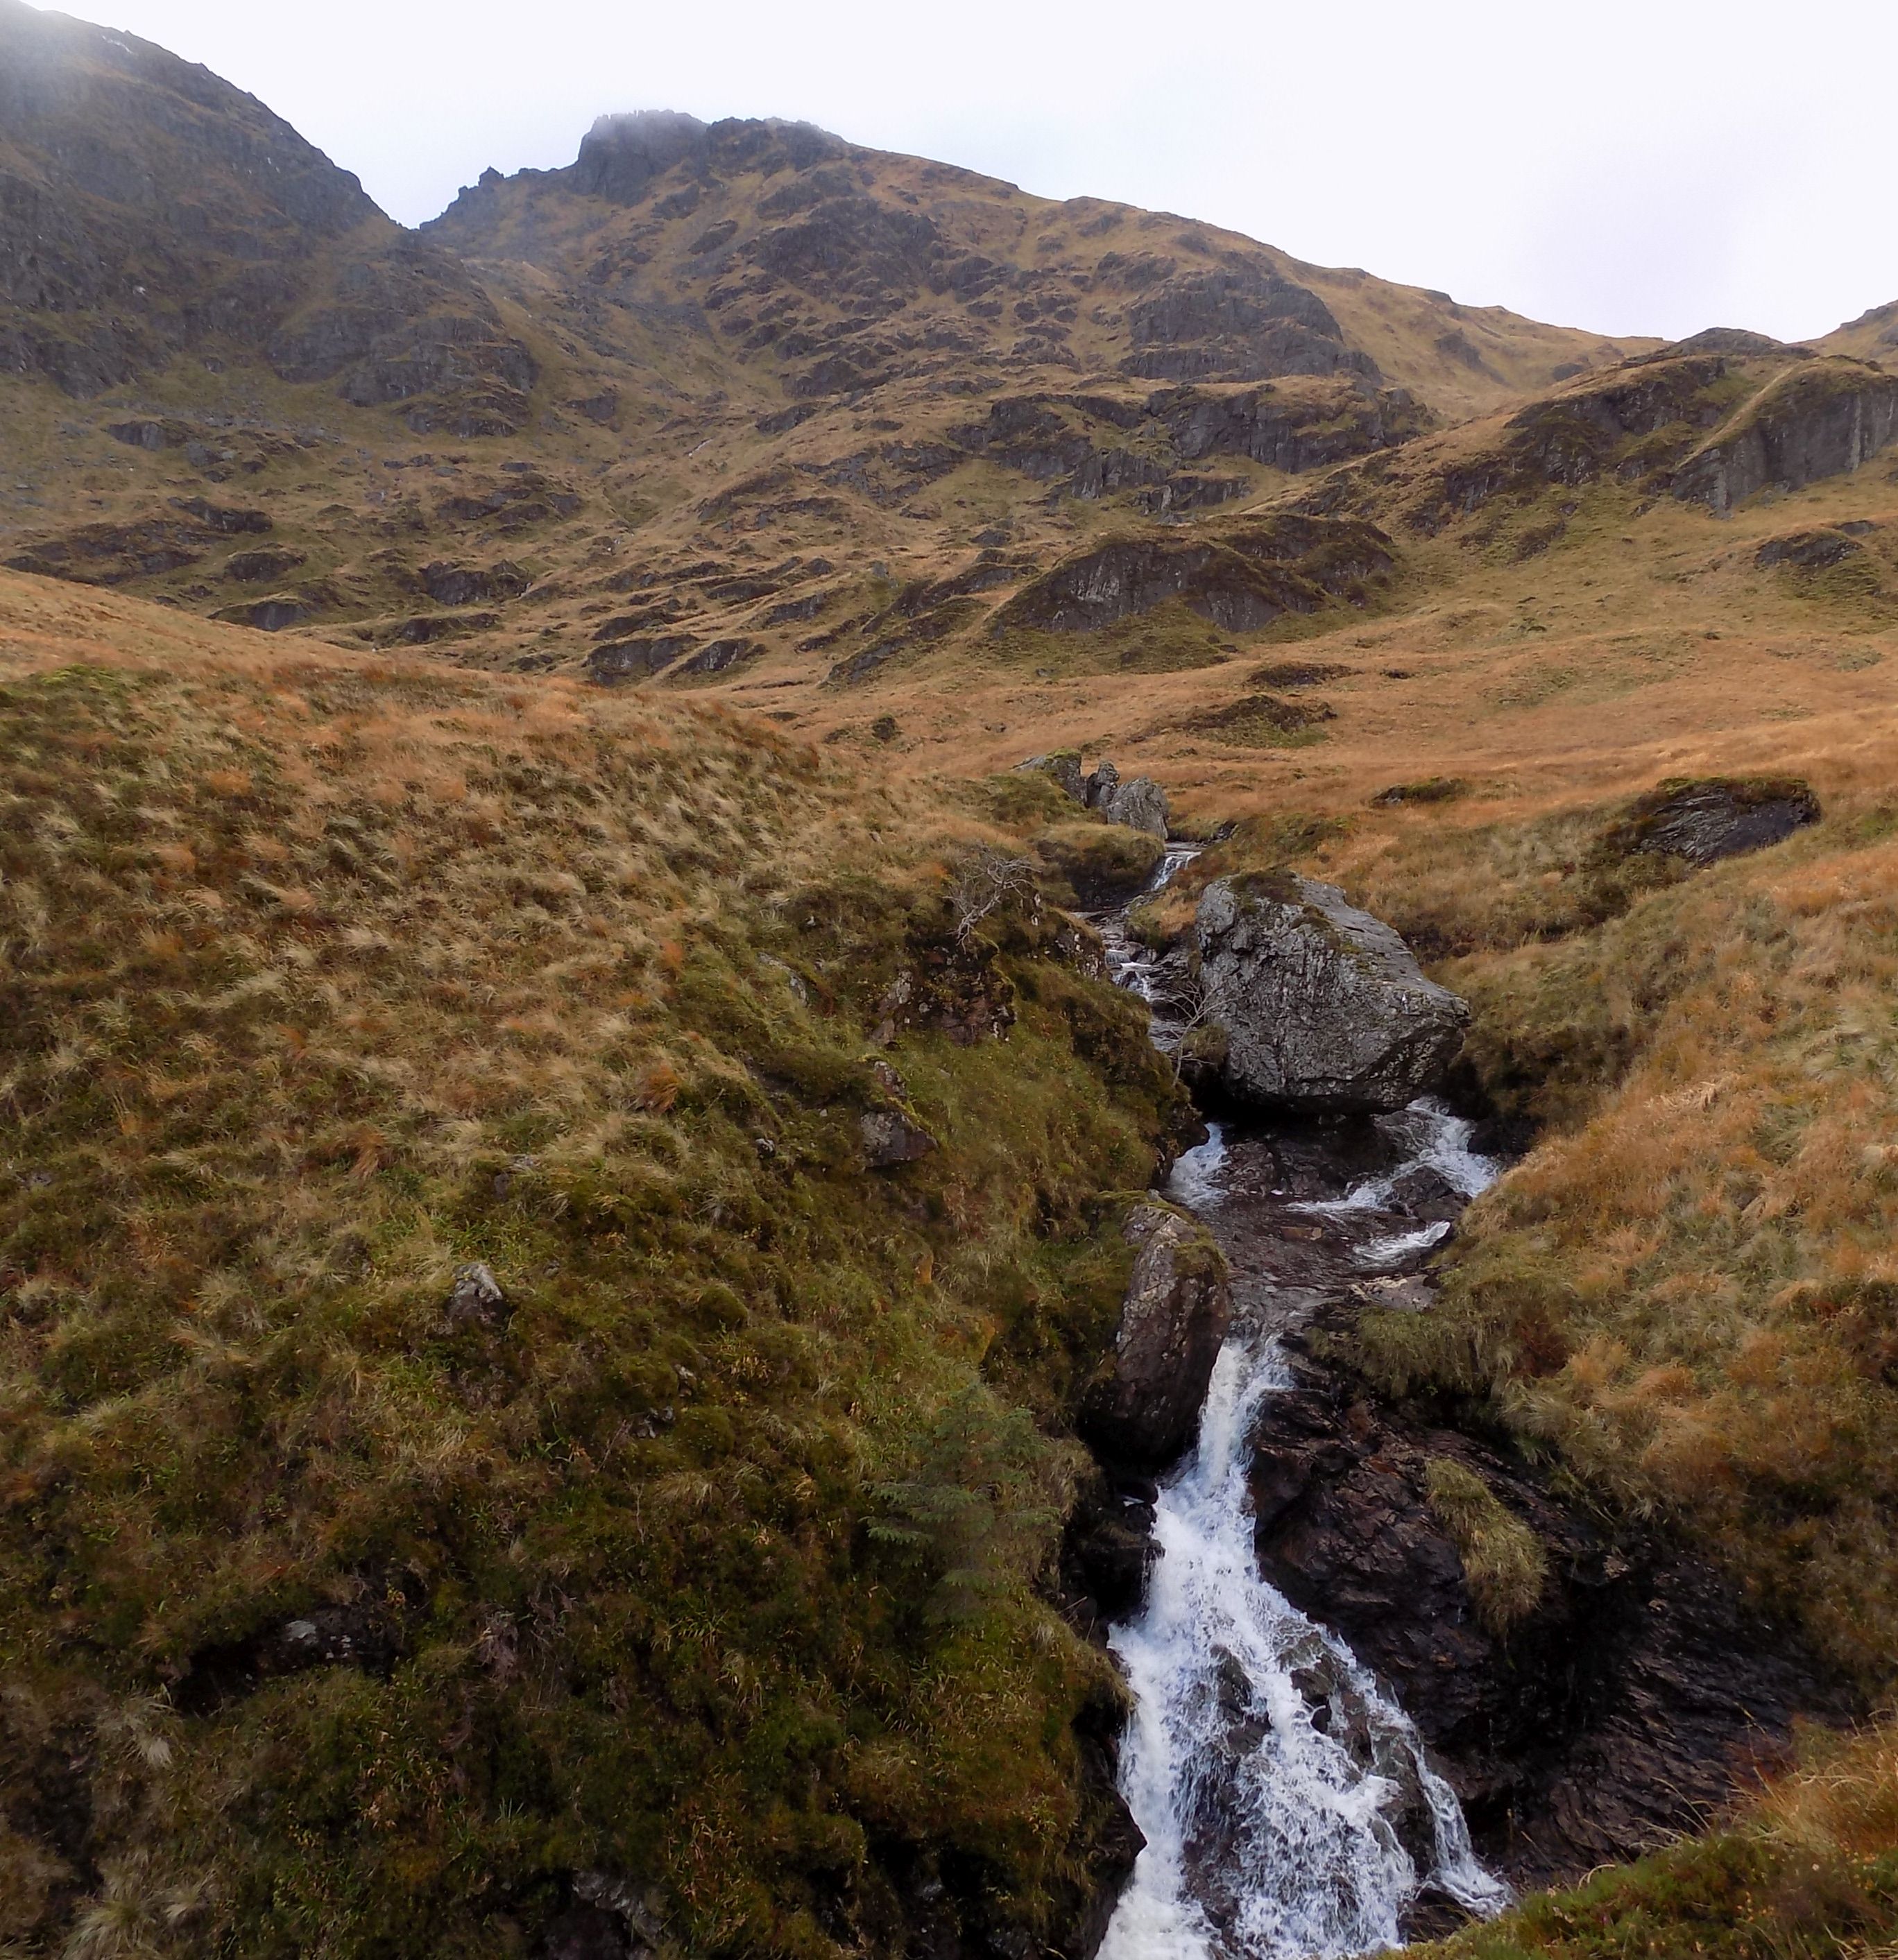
<box><xmin>8</xmin><ymin>13</ymin><xmax>1898</xmax><ymax>1960</ymax></box>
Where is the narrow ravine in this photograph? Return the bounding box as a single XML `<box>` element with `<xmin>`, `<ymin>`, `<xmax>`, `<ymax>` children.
<box><xmin>1092</xmin><ymin>854</ymin><xmax>1510</xmax><ymax>1960</ymax></box>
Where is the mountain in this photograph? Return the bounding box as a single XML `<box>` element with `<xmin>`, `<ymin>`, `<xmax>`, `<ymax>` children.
<box><xmin>0</xmin><ymin>16</ymin><xmax>1658</xmax><ymax>701</ymax></box>
<box><xmin>10</xmin><ymin>15</ymin><xmax>1898</xmax><ymax>1960</ymax></box>
<box><xmin>0</xmin><ymin>0</ymin><xmax>534</xmax><ymax>428</ymax></box>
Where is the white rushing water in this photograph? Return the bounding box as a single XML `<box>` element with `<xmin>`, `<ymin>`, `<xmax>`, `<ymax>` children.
<box><xmin>1099</xmin><ymin>1117</ymin><xmax>1511</xmax><ymax>1960</ymax></box>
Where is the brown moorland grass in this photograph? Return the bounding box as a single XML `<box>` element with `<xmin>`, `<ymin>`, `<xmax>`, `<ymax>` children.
<box><xmin>0</xmin><ymin>573</ymin><xmax>1190</xmax><ymax>1959</ymax></box>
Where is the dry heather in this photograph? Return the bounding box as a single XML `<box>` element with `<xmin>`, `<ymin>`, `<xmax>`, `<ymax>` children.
<box><xmin>0</xmin><ymin>574</ymin><xmax>1188</xmax><ymax>1958</ymax></box>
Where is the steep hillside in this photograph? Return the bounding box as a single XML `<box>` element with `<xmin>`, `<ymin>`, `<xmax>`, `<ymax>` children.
<box><xmin>0</xmin><ymin>571</ymin><xmax>1194</xmax><ymax>1960</ymax></box>
<box><xmin>0</xmin><ymin>0</ymin><xmax>536</xmax><ymax>434</ymax></box>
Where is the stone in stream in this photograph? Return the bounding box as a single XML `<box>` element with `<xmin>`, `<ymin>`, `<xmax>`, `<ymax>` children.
<box><xmin>1078</xmin><ymin>1202</ymin><xmax>1231</xmax><ymax>1470</ymax></box>
<box><xmin>1190</xmin><ymin>872</ymin><xmax>1469</xmax><ymax>1113</ymax></box>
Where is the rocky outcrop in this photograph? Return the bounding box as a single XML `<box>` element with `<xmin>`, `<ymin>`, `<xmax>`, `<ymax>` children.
<box><xmin>1079</xmin><ymin>1203</ymin><xmax>1231</xmax><ymax>1470</ymax></box>
<box><xmin>1096</xmin><ymin>775</ymin><xmax>1168</xmax><ymax>838</ymax></box>
<box><xmin>586</xmin><ymin>636</ymin><xmax>696</xmax><ymax>683</ymax></box>
<box><xmin>1152</xmin><ymin>377</ymin><xmax>1432</xmax><ymax>470</ymax></box>
<box><xmin>0</xmin><ymin>1</ymin><xmax>536</xmax><ymax>429</ymax></box>
<box><xmin>1604</xmin><ymin>775</ymin><xmax>1821</xmax><ymax>867</ymax></box>
<box><xmin>421</xmin><ymin>559</ymin><xmax>531</xmax><ymax>605</ymax></box>
<box><xmin>1117</xmin><ymin>264</ymin><xmax>1379</xmax><ymax>386</ymax></box>
<box><xmin>1079</xmin><ymin>761</ymin><xmax>1169</xmax><ymax>836</ymax></box>
<box><xmin>1190</xmin><ymin>874</ymin><xmax>1469</xmax><ymax>1113</ymax></box>
<box><xmin>1755</xmin><ymin>526</ymin><xmax>1869</xmax><ymax>570</ymax></box>
<box><xmin>993</xmin><ymin>513</ymin><xmax>1396</xmax><ymax>637</ymax></box>
<box><xmin>1250</xmin><ymin>1321</ymin><xmax>1854</xmax><ymax>1887</ymax></box>
<box><xmin>1673</xmin><ymin>361</ymin><xmax>1898</xmax><ymax>510</ymax></box>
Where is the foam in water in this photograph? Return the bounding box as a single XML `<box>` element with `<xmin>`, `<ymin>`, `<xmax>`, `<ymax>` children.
<box><xmin>1101</xmin><ymin>1108</ymin><xmax>1510</xmax><ymax>1960</ymax></box>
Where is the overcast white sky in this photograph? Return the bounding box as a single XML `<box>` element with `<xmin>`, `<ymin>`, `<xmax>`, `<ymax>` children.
<box><xmin>46</xmin><ymin>0</ymin><xmax>1898</xmax><ymax>344</ymax></box>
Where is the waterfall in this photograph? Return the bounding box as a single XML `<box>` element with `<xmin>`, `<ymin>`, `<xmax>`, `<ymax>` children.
<box><xmin>1092</xmin><ymin>850</ymin><xmax>1511</xmax><ymax>1960</ymax></box>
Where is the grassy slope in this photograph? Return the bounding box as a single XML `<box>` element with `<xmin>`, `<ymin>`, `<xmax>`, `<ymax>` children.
<box><xmin>0</xmin><ymin>572</ymin><xmax>1188</xmax><ymax>1958</ymax></box>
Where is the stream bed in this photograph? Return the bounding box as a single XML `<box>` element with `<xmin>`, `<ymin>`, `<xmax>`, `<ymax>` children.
<box><xmin>1093</xmin><ymin>854</ymin><xmax>1511</xmax><ymax>1960</ymax></box>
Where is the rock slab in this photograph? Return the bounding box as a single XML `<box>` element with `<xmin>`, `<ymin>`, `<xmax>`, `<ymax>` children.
<box><xmin>1079</xmin><ymin>1203</ymin><xmax>1231</xmax><ymax>1470</ymax></box>
<box><xmin>1192</xmin><ymin>874</ymin><xmax>1469</xmax><ymax>1113</ymax></box>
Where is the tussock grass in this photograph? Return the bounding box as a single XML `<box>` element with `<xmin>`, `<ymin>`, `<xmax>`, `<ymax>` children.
<box><xmin>0</xmin><ymin>579</ymin><xmax>1186</xmax><ymax>1959</ymax></box>
<box><xmin>1422</xmin><ymin>1458</ymin><xmax>1548</xmax><ymax>1635</ymax></box>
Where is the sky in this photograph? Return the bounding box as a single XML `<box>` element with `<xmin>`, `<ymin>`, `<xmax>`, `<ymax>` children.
<box><xmin>46</xmin><ymin>0</ymin><xmax>1898</xmax><ymax>345</ymax></box>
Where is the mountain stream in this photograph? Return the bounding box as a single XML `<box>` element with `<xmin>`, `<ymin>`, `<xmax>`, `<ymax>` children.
<box><xmin>1092</xmin><ymin>850</ymin><xmax>1510</xmax><ymax>1960</ymax></box>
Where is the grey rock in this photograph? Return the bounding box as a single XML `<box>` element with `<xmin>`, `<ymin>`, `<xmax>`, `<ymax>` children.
<box><xmin>1193</xmin><ymin>874</ymin><xmax>1469</xmax><ymax>1114</ymax></box>
<box><xmin>1609</xmin><ymin>776</ymin><xmax>1820</xmax><ymax>867</ymax></box>
<box><xmin>447</xmin><ymin>1260</ymin><xmax>508</xmax><ymax>1325</ymax></box>
<box><xmin>1098</xmin><ymin>774</ymin><xmax>1168</xmax><ymax>837</ymax></box>
<box><xmin>1673</xmin><ymin>363</ymin><xmax>1898</xmax><ymax>511</ymax></box>
<box><xmin>1079</xmin><ymin>1204</ymin><xmax>1231</xmax><ymax>1470</ymax></box>
<box><xmin>586</xmin><ymin>635</ymin><xmax>696</xmax><ymax>683</ymax></box>
<box><xmin>1083</xmin><ymin>758</ymin><xmax>1120</xmax><ymax>808</ymax></box>
<box><xmin>860</xmin><ymin>1108</ymin><xmax>937</xmax><ymax>1168</ymax></box>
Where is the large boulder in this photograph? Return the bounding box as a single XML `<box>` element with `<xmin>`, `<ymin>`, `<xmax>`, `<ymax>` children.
<box><xmin>1079</xmin><ymin>1203</ymin><xmax>1231</xmax><ymax>1470</ymax></box>
<box><xmin>1097</xmin><ymin>774</ymin><xmax>1168</xmax><ymax>838</ymax></box>
<box><xmin>1192</xmin><ymin>874</ymin><xmax>1469</xmax><ymax>1113</ymax></box>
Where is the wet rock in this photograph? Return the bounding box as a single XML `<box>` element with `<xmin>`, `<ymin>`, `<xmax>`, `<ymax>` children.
<box><xmin>1079</xmin><ymin>1203</ymin><xmax>1231</xmax><ymax>1470</ymax></box>
<box><xmin>1249</xmin><ymin>1323</ymin><xmax>1854</xmax><ymax>1889</ymax></box>
<box><xmin>860</xmin><ymin>1108</ymin><xmax>937</xmax><ymax>1168</ymax></box>
<box><xmin>1192</xmin><ymin>874</ymin><xmax>1469</xmax><ymax>1114</ymax></box>
<box><xmin>1061</xmin><ymin>1472</ymin><xmax>1160</xmax><ymax>1625</ymax></box>
<box><xmin>1384</xmin><ymin>1164</ymin><xmax>1466</xmax><ymax>1223</ymax></box>
<box><xmin>1605</xmin><ymin>775</ymin><xmax>1820</xmax><ymax>867</ymax></box>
